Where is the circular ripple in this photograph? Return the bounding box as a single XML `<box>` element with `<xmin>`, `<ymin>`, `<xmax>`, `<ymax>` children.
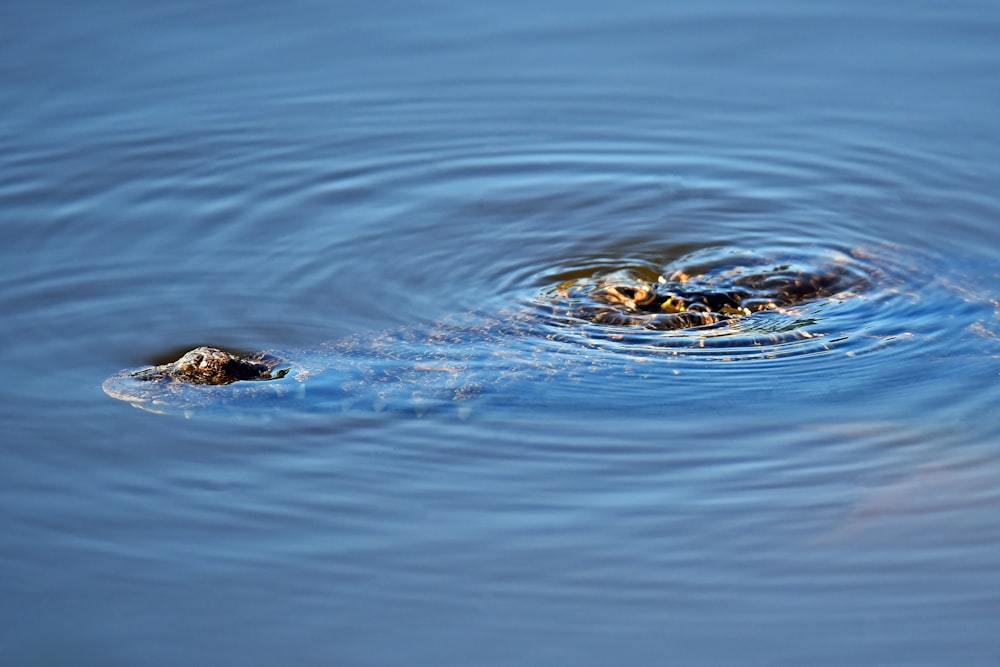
<box><xmin>520</xmin><ymin>242</ymin><xmax>917</xmax><ymax>364</ymax></box>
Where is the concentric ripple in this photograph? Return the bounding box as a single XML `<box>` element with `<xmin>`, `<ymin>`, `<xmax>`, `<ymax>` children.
<box><xmin>521</xmin><ymin>242</ymin><xmax>913</xmax><ymax>362</ymax></box>
<box><xmin>77</xmin><ymin>98</ymin><xmax>998</xmax><ymax>419</ymax></box>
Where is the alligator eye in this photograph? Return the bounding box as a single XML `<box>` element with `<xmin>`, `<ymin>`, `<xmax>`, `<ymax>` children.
<box><xmin>660</xmin><ymin>295</ymin><xmax>687</xmax><ymax>313</ymax></box>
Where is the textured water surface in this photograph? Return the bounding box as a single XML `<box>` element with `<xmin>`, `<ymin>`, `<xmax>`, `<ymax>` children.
<box><xmin>2</xmin><ymin>0</ymin><xmax>1000</xmax><ymax>665</ymax></box>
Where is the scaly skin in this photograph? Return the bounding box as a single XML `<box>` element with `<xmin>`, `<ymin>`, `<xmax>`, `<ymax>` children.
<box><xmin>103</xmin><ymin>247</ymin><xmax>869</xmax><ymax>412</ymax></box>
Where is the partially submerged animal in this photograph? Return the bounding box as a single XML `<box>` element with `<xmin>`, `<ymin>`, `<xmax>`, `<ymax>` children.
<box><xmin>103</xmin><ymin>246</ymin><xmax>872</xmax><ymax>413</ymax></box>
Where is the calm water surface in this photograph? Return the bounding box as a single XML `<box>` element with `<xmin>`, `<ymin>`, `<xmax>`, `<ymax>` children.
<box><xmin>3</xmin><ymin>0</ymin><xmax>1000</xmax><ymax>664</ymax></box>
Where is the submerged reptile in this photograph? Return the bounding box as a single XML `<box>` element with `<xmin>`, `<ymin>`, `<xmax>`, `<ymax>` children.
<box><xmin>103</xmin><ymin>246</ymin><xmax>872</xmax><ymax>413</ymax></box>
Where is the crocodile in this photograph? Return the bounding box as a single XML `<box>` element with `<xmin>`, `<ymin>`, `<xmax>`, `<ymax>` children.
<box><xmin>103</xmin><ymin>246</ymin><xmax>872</xmax><ymax>414</ymax></box>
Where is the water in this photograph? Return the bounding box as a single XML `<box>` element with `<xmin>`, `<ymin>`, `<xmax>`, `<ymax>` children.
<box><xmin>3</xmin><ymin>0</ymin><xmax>1000</xmax><ymax>664</ymax></box>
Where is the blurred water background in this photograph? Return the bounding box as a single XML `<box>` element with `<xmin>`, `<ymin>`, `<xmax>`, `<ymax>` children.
<box><xmin>2</xmin><ymin>0</ymin><xmax>1000</xmax><ymax>664</ymax></box>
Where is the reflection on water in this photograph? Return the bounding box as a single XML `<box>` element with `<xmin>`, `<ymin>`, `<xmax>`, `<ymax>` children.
<box><xmin>2</xmin><ymin>0</ymin><xmax>1000</xmax><ymax>664</ymax></box>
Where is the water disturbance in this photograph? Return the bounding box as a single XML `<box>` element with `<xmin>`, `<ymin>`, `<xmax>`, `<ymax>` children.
<box><xmin>3</xmin><ymin>0</ymin><xmax>1000</xmax><ymax>665</ymax></box>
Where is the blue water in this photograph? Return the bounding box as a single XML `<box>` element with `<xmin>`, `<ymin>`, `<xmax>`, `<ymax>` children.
<box><xmin>3</xmin><ymin>0</ymin><xmax>1000</xmax><ymax>664</ymax></box>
